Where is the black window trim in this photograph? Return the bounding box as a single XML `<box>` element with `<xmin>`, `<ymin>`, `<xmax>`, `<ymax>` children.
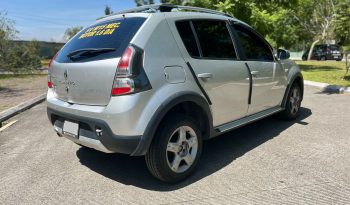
<box><xmin>176</xmin><ymin>18</ymin><xmax>240</xmax><ymax>61</ymax></box>
<box><xmin>189</xmin><ymin>21</ymin><xmax>203</xmax><ymax>57</ymax></box>
<box><xmin>230</xmin><ymin>21</ymin><xmax>276</xmax><ymax>63</ymax></box>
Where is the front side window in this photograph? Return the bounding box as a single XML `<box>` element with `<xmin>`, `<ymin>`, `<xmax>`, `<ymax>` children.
<box><xmin>233</xmin><ymin>24</ymin><xmax>273</xmax><ymax>61</ymax></box>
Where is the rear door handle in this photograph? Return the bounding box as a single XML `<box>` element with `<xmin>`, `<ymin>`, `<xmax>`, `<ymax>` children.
<box><xmin>250</xmin><ymin>71</ymin><xmax>259</xmax><ymax>78</ymax></box>
<box><xmin>197</xmin><ymin>73</ymin><xmax>213</xmax><ymax>79</ymax></box>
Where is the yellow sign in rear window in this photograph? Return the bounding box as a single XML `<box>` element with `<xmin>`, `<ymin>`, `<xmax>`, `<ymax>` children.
<box><xmin>78</xmin><ymin>22</ymin><xmax>121</xmax><ymax>39</ymax></box>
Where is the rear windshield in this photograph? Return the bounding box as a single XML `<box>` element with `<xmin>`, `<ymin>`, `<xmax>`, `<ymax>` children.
<box><xmin>329</xmin><ymin>45</ymin><xmax>340</xmax><ymax>51</ymax></box>
<box><xmin>56</xmin><ymin>17</ymin><xmax>146</xmax><ymax>63</ymax></box>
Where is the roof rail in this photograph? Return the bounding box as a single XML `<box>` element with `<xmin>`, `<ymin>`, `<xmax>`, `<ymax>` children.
<box><xmin>98</xmin><ymin>4</ymin><xmax>232</xmax><ymax>20</ymax></box>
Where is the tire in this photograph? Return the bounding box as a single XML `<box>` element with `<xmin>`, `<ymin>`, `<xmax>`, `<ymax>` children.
<box><xmin>279</xmin><ymin>83</ymin><xmax>302</xmax><ymax>121</ymax></box>
<box><xmin>302</xmin><ymin>55</ymin><xmax>307</xmax><ymax>61</ymax></box>
<box><xmin>145</xmin><ymin>114</ymin><xmax>203</xmax><ymax>183</ymax></box>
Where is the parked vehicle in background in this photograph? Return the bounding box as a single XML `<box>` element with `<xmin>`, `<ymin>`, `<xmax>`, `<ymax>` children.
<box><xmin>46</xmin><ymin>4</ymin><xmax>304</xmax><ymax>183</ymax></box>
<box><xmin>302</xmin><ymin>44</ymin><xmax>343</xmax><ymax>61</ymax></box>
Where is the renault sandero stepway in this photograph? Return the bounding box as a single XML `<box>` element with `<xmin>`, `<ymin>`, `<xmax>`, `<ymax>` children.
<box><xmin>47</xmin><ymin>4</ymin><xmax>304</xmax><ymax>183</ymax></box>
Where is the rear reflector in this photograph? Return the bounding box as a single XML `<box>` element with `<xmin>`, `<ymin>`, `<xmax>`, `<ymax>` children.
<box><xmin>111</xmin><ymin>78</ymin><xmax>134</xmax><ymax>95</ymax></box>
<box><xmin>111</xmin><ymin>87</ymin><xmax>132</xmax><ymax>95</ymax></box>
<box><xmin>48</xmin><ymin>81</ymin><xmax>54</xmax><ymax>88</ymax></box>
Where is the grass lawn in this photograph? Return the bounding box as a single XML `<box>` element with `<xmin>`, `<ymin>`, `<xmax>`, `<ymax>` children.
<box><xmin>295</xmin><ymin>60</ymin><xmax>350</xmax><ymax>87</ymax></box>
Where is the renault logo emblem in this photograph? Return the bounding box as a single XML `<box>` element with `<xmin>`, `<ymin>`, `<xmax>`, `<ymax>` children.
<box><xmin>58</xmin><ymin>69</ymin><xmax>76</xmax><ymax>91</ymax></box>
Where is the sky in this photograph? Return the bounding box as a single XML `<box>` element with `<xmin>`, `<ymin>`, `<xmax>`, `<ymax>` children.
<box><xmin>0</xmin><ymin>0</ymin><xmax>159</xmax><ymax>42</ymax></box>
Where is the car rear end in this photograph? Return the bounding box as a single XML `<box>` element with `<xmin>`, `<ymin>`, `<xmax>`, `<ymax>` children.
<box><xmin>47</xmin><ymin>13</ymin><xmax>153</xmax><ymax>154</ymax></box>
<box><xmin>327</xmin><ymin>45</ymin><xmax>343</xmax><ymax>61</ymax></box>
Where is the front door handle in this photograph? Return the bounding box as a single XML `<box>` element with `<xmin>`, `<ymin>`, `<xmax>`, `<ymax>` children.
<box><xmin>197</xmin><ymin>73</ymin><xmax>213</xmax><ymax>79</ymax></box>
<box><xmin>250</xmin><ymin>71</ymin><xmax>259</xmax><ymax>78</ymax></box>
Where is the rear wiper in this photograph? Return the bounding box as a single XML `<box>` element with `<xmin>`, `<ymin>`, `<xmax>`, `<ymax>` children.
<box><xmin>67</xmin><ymin>48</ymin><xmax>116</xmax><ymax>61</ymax></box>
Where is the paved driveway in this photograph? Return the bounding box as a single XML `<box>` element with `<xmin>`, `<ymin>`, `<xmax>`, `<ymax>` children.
<box><xmin>0</xmin><ymin>86</ymin><xmax>350</xmax><ymax>204</ymax></box>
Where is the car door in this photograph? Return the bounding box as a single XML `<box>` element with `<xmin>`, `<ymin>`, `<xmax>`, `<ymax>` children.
<box><xmin>171</xmin><ymin>19</ymin><xmax>250</xmax><ymax>126</ymax></box>
<box><xmin>232</xmin><ymin>23</ymin><xmax>287</xmax><ymax>115</ymax></box>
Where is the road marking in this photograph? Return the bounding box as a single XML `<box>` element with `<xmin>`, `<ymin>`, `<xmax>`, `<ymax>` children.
<box><xmin>0</xmin><ymin>120</ymin><xmax>18</xmax><ymax>132</ymax></box>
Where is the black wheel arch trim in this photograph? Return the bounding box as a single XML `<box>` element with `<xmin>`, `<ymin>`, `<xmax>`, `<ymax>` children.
<box><xmin>282</xmin><ymin>72</ymin><xmax>304</xmax><ymax>108</ymax></box>
<box><xmin>131</xmin><ymin>92</ymin><xmax>213</xmax><ymax>156</ymax></box>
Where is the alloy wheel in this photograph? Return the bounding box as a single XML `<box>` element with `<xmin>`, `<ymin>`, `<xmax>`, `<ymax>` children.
<box><xmin>289</xmin><ymin>87</ymin><xmax>301</xmax><ymax>115</ymax></box>
<box><xmin>166</xmin><ymin>126</ymin><xmax>198</xmax><ymax>173</ymax></box>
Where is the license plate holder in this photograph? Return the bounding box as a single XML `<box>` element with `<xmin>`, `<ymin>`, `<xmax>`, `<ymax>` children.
<box><xmin>63</xmin><ymin>120</ymin><xmax>79</xmax><ymax>138</ymax></box>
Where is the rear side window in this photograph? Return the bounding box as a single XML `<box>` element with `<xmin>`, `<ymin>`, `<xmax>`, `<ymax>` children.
<box><xmin>233</xmin><ymin>24</ymin><xmax>273</xmax><ymax>61</ymax></box>
<box><xmin>56</xmin><ymin>17</ymin><xmax>146</xmax><ymax>63</ymax></box>
<box><xmin>175</xmin><ymin>20</ymin><xmax>237</xmax><ymax>59</ymax></box>
<box><xmin>176</xmin><ymin>21</ymin><xmax>200</xmax><ymax>57</ymax></box>
<box><xmin>193</xmin><ymin>20</ymin><xmax>236</xmax><ymax>59</ymax></box>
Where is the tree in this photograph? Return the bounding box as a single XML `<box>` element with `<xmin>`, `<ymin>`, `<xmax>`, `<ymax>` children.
<box><xmin>292</xmin><ymin>0</ymin><xmax>337</xmax><ymax>60</ymax></box>
<box><xmin>335</xmin><ymin>0</ymin><xmax>350</xmax><ymax>46</ymax></box>
<box><xmin>158</xmin><ymin>0</ymin><xmax>347</xmax><ymax>53</ymax></box>
<box><xmin>0</xmin><ymin>12</ymin><xmax>41</xmax><ymax>72</ymax></box>
<box><xmin>105</xmin><ymin>5</ymin><xmax>113</xmax><ymax>15</ymax></box>
<box><xmin>0</xmin><ymin>11</ymin><xmax>17</xmax><ymax>68</ymax></box>
<box><xmin>135</xmin><ymin>0</ymin><xmax>155</xmax><ymax>6</ymax></box>
<box><xmin>23</xmin><ymin>40</ymin><xmax>41</xmax><ymax>70</ymax></box>
<box><xmin>345</xmin><ymin>52</ymin><xmax>350</xmax><ymax>79</ymax></box>
<box><xmin>63</xmin><ymin>26</ymin><xmax>83</xmax><ymax>42</ymax></box>
<box><xmin>160</xmin><ymin>0</ymin><xmax>192</xmax><ymax>5</ymax></box>
<box><xmin>160</xmin><ymin>0</ymin><xmax>301</xmax><ymax>49</ymax></box>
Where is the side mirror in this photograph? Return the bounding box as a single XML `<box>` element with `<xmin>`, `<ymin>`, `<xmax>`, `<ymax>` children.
<box><xmin>277</xmin><ymin>49</ymin><xmax>290</xmax><ymax>60</ymax></box>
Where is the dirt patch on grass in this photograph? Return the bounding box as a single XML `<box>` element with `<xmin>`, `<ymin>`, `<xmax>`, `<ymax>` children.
<box><xmin>0</xmin><ymin>74</ymin><xmax>47</xmax><ymax>112</ymax></box>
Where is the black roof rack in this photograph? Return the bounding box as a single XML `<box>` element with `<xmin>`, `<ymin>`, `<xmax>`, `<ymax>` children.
<box><xmin>98</xmin><ymin>4</ymin><xmax>232</xmax><ymax>20</ymax></box>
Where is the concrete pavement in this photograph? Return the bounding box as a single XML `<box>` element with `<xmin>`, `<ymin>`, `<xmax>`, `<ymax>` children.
<box><xmin>0</xmin><ymin>86</ymin><xmax>350</xmax><ymax>204</ymax></box>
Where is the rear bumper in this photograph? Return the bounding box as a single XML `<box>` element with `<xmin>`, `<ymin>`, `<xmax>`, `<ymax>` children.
<box><xmin>47</xmin><ymin>107</ymin><xmax>141</xmax><ymax>155</ymax></box>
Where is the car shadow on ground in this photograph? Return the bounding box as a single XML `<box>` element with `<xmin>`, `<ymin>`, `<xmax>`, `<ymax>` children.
<box><xmin>76</xmin><ymin>107</ymin><xmax>312</xmax><ymax>191</ymax></box>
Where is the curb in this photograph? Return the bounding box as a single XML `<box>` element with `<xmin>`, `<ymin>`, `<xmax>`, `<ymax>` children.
<box><xmin>304</xmin><ymin>80</ymin><xmax>350</xmax><ymax>94</ymax></box>
<box><xmin>0</xmin><ymin>94</ymin><xmax>46</xmax><ymax>126</ymax></box>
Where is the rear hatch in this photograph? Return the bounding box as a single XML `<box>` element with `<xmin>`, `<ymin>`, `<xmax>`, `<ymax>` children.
<box><xmin>329</xmin><ymin>45</ymin><xmax>342</xmax><ymax>56</ymax></box>
<box><xmin>50</xmin><ymin>16</ymin><xmax>147</xmax><ymax>105</ymax></box>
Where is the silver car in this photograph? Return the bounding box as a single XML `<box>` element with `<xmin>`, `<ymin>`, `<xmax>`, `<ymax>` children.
<box><xmin>47</xmin><ymin>4</ymin><xmax>304</xmax><ymax>183</ymax></box>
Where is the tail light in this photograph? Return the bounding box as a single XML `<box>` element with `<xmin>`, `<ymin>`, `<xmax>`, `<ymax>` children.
<box><xmin>116</xmin><ymin>47</ymin><xmax>135</xmax><ymax>76</ymax></box>
<box><xmin>48</xmin><ymin>52</ymin><xmax>59</xmax><ymax>88</ymax></box>
<box><xmin>111</xmin><ymin>45</ymin><xmax>151</xmax><ymax>96</ymax></box>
